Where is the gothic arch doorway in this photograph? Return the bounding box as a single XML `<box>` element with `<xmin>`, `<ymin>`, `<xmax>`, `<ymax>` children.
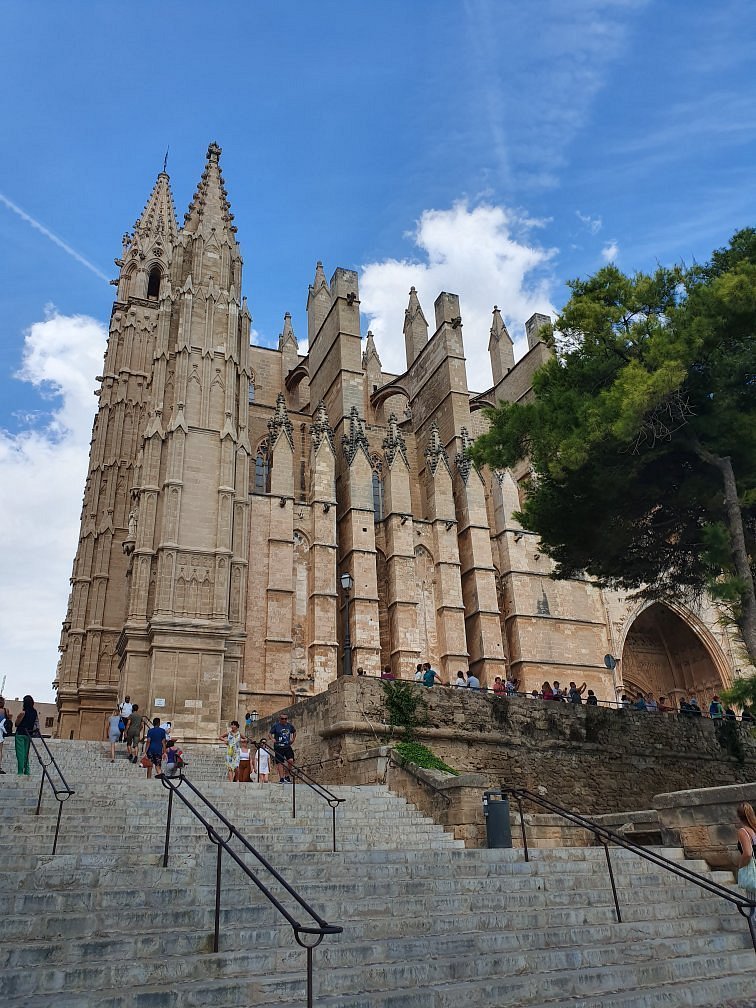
<box><xmin>620</xmin><ymin>602</ymin><xmax>725</xmax><ymax>705</ymax></box>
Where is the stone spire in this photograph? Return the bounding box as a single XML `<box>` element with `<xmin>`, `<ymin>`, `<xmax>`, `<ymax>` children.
<box><xmin>278</xmin><ymin>312</ymin><xmax>298</xmax><ymax>353</ymax></box>
<box><xmin>342</xmin><ymin>405</ymin><xmax>371</xmax><ymax>466</ymax></box>
<box><xmin>307</xmin><ymin>261</ymin><xmax>332</xmax><ymax>343</ymax></box>
<box><xmin>362</xmin><ymin>330</ymin><xmax>381</xmax><ymax>369</ymax></box>
<box><xmin>424</xmin><ymin>422</ymin><xmax>450</xmax><ymax>476</ymax></box>
<box><xmin>454</xmin><ymin>427</ymin><xmax>475</xmax><ymax>484</ymax></box>
<box><xmin>268</xmin><ymin>393</ymin><xmax>294</xmax><ymax>449</ymax></box>
<box><xmin>182</xmin><ymin>141</ymin><xmax>238</xmax><ymax>241</ymax></box>
<box><xmin>404</xmin><ymin>286</ymin><xmax>428</xmax><ymax>368</ymax></box>
<box><xmin>130</xmin><ymin>171</ymin><xmax>178</xmax><ymax>245</ymax></box>
<box><xmin>310</xmin><ymin>400</ymin><xmax>335</xmax><ymax>452</ymax></box>
<box><xmin>382</xmin><ymin>413</ymin><xmax>408</xmax><ymax>467</ymax></box>
<box><xmin>489</xmin><ymin>305</ymin><xmax>515</xmax><ymax>385</ymax></box>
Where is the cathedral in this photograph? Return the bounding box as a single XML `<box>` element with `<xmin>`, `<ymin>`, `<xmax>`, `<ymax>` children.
<box><xmin>56</xmin><ymin>143</ymin><xmax>744</xmax><ymax>741</ymax></box>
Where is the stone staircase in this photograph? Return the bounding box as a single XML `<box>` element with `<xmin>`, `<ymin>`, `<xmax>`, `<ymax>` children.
<box><xmin>1</xmin><ymin>740</ymin><xmax>754</xmax><ymax>1006</ymax></box>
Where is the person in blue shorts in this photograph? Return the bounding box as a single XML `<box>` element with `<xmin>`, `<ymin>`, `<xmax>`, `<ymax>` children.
<box><xmin>144</xmin><ymin>717</ymin><xmax>167</xmax><ymax>779</ymax></box>
<box><xmin>269</xmin><ymin>713</ymin><xmax>296</xmax><ymax>783</ymax></box>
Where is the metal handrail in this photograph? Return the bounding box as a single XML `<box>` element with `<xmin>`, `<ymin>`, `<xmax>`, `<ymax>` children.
<box><xmin>25</xmin><ymin>733</ymin><xmax>75</xmax><ymax>854</ymax></box>
<box><xmin>501</xmin><ymin>785</ymin><xmax>756</xmax><ymax>954</ymax></box>
<box><xmin>387</xmin><ymin>754</ymin><xmax>452</xmax><ymax>804</ymax></box>
<box><xmin>254</xmin><ymin>739</ymin><xmax>345</xmax><ymax>852</ymax></box>
<box><xmin>158</xmin><ymin>772</ymin><xmax>342</xmax><ymax>1008</ymax></box>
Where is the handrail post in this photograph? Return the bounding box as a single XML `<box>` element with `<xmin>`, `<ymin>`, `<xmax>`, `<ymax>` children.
<box><xmin>52</xmin><ymin>801</ymin><xmax>64</xmax><ymax>856</ymax></box>
<box><xmin>515</xmin><ymin>793</ymin><xmax>529</xmax><ymax>862</ymax></box>
<box><xmin>332</xmin><ymin>804</ymin><xmax>337</xmax><ymax>853</ymax></box>
<box><xmin>35</xmin><ymin>770</ymin><xmax>46</xmax><ymax>816</ymax></box>
<box><xmin>292</xmin><ymin>772</ymin><xmax>296</xmax><ymax>819</ymax></box>
<box><xmin>306</xmin><ymin>944</ymin><xmax>314</xmax><ymax>1008</ymax></box>
<box><xmin>214</xmin><ymin>842</ymin><xmax>223</xmax><ymax>953</ymax></box>
<box><xmin>162</xmin><ymin>784</ymin><xmax>174</xmax><ymax>868</ymax></box>
<box><xmin>601</xmin><ymin>840</ymin><xmax>622</xmax><ymax>923</ymax></box>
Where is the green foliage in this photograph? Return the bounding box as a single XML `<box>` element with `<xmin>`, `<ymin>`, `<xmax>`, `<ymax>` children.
<box><xmin>381</xmin><ymin>680</ymin><xmax>428</xmax><ymax>740</ymax></box>
<box><xmin>472</xmin><ymin>229</ymin><xmax>756</xmax><ymax>663</ymax></box>
<box><xmin>393</xmin><ymin>741</ymin><xmax>459</xmax><ymax>775</ymax></box>
<box><xmin>721</xmin><ymin>674</ymin><xmax>756</xmax><ymax>710</ymax></box>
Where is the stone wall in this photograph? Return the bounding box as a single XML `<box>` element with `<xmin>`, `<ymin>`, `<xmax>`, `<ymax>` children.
<box><xmin>277</xmin><ymin>678</ymin><xmax>756</xmax><ymax>815</ymax></box>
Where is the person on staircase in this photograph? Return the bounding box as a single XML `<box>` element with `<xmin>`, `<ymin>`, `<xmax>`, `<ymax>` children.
<box><xmin>254</xmin><ymin>742</ymin><xmax>270</xmax><ymax>783</ymax></box>
<box><xmin>144</xmin><ymin>718</ymin><xmax>167</xmax><ymax>779</ymax></box>
<box><xmin>124</xmin><ymin>704</ymin><xmax>143</xmax><ymax>764</ymax></box>
<box><xmin>0</xmin><ymin>696</ymin><xmax>11</xmax><ymax>774</ymax></box>
<box><xmin>14</xmin><ymin>695</ymin><xmax>39</xmax><ymax>775</ymax></box>
<box><xmin>270</xmin><ymin>713</ymin><xmax>296</xmax><ymax>783</ymax></box>
<box><xmin>104</xmin><ymin>708</ymin><xmax>122</xmax><ymax>763</ymax></box>
<box><xmin>734</xmin><ymin>802</ymin><xmax>756</xmax><ymax>911</ymax></box>
<box><xmin>220</xmin><ymin>720</ymin><xmax>242</xmax><ymax>782</ymax></box>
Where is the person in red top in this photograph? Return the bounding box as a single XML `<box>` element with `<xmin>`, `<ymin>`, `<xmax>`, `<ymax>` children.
<box><xmin>541</xmin><ymin>682</ymin><xmax>554</xmax><ymax>701</ymax></box>
<box><xmin>492</xmin><ymin>676</ymin><xmax>506</xmax><ymax>697</ymax></box>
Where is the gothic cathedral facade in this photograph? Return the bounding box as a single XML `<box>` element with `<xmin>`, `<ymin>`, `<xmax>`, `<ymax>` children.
<box><xmin>56</xmin><ymin>144</ymin><xmax>746</xmax><ymax>740</ymax></box>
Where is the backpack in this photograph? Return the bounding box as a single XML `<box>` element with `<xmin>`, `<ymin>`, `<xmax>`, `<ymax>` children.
<box><xmin>2</xmin><ymin>715</ymin><xmax>13</xmax><ymax>738</ymax></box>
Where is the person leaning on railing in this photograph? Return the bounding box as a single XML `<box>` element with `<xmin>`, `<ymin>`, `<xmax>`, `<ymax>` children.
<box><xmin>14</xmin><ymin>695</ymin><xmax>39</xmax><ymax>776</ymax></box>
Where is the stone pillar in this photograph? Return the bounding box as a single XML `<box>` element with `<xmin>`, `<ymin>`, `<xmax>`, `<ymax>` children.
<box><xmin>454</xmin><ymin>428</ymin><xmax>507</xmax><ymax>685</ymax></box>
<box><xmin>424</xmin><ymin>424</ymin><xmax>468</xmax><ymax>681</ymax></box>
<box><xmin>308</xmin><ymin>402</ymin><xmax>338</xmax><ymax>692</ymax></box>
<box><xmin>382</xmin><ymin>415</ymin><xmax>420</xmax><ymax>677</ymax></box>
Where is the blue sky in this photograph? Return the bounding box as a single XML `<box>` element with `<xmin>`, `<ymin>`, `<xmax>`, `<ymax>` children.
<box><xmin>1</xmin><ymin>0</ymin><xmax>754</xmax><ymax>703</ymax></box>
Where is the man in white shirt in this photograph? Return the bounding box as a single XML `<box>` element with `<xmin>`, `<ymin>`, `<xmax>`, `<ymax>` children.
<box><xmin>118</xmin><ymin>696</ymin><xmax>133</xmax><ymax>740</ymax></box>
<box><xmin>454</xmin><ymin>671</ymin><xmax>467</xmax><ymax>687</ymax></box>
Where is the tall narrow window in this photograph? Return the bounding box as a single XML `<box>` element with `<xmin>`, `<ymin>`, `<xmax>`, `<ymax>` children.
<box><xmin>254</xmin><ymin>438</ymin><xmax>271</xmax><ymax>494</ymax></box>
<box><xmin>371</xmin><ymin>454</ymin><xmax>384</xmax><ymax>522</ymax></box>
<box><xmin>248</xmin><ymin>382</ymin><xmax>255</xmax><ymax>404</ymax></box>
<box><xmin>147</xmin><ymin>267</ymin><xmax>161</xmax><ymax>299</ymax></box>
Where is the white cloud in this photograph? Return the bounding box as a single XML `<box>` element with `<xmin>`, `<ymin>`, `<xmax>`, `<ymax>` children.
<box><xmin>360</xmin><ymin>201</ymin><xmax>556</xmax><ymax>391</ymax></box>
<box><xmin>0</xmin><ymin>310</ymin><xmax>106</xmax><ymax>703</ymax></box>
<box><xmin>601</xmin><ymin>240</ymin><xmax>620</xmax><ymax>262</ymax></box>
<box><xmin>576</xmin><ymin>211</ymin><xmax>603</xmax><ymax>235</ymax></box>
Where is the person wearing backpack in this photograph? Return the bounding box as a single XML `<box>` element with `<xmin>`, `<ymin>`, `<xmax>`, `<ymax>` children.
<box><xmin>14</xmin><ymin>695</ymin><xmax>39</xmax><ymax>776</ymax></box>
<box><xmin>0</xmin><ymin>696</ymin><xmax>12</xmax><ymax>774</ymax></box>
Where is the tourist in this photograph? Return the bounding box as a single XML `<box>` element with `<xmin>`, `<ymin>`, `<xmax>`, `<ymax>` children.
<box><xmin>678</xmin><ymin>698</ymin><xmax>692</xmax><ymax>717</ymax></box>
<box><xmin>162</xmin><ymin>720</ymin><xmax>173</xmax><ymax>741</ymax></box>
<box><xmin>118</xmin><ymin>695</ymin><xmax>133</xmax><ymax>740</ymax></box>
<box><xmin>734</xmin><ymin>802</ymin><xmax>756</xmax><ymax>906</ymax></box>
<box><xmin>541</xmin><ymin>682</ymin><xmax>554</xmax><ymax>701</ymax></box>
<box><xmin>14</xmin><ymin>695</ymin><xmax>39</xmax><ymax>776</ymax></box>
<box><xmin>0</xmin><ymin>696</ymin><xmax>10</xmax><ymax>774</ymax></box>
<box><xmin>709</xmin><ymin>695</ymin><xmax>724</xmax><ymax>720</ymax></box>
<box><xmin>586</xmin><ymin>690</ymin><xmax>598</xmax><ymax>706</ymax></box>
<box><xmin>236</xmin><ymin>739</ymin><xmax>252</xmax><ymax>782</ymax></box>
<box><xmin>454</xmin><ymin>671</ymin><xmax>468</xmax><ymax>688</ymax></box>
<box><xmin>619</xmin><ymin>694</ymin><xmax>630</xmax><ymax>709</ymax></box>
<box><xmin>657</xmin><ymin>695</ymin><xmax>672</xmax><ymax>713</ymax></box>
<box><xmin>220</xmin><ymin>720</ymin><xmax>242</xmax><ymax>782</ymax></box>
<box><xmin>467</xmin><ymin>672</ymin><xmax>480</xmax><ymax>689</ymax></box>
<box><xmin>724</xmin><ymin>706</ymin><xmax>737</xmax><ymax>721</ymax></box>
<box><xmin>568</xmin><ymin>682</ymin><xmax>586</xmax><ymax>704</ymax></box>
<box><xmin>104</xmin><ymin>707</ymin><xmax>122</xmax><ymax>763</ymax></box>
<box><xmin>144</xmin><ymin>717</ymin><xmax>167</xmax><ymax>779</ymax></box>
<box><xmin>270</xmin><ymin>712</ymin><xmax>296</xmax><ymax>783</ymax></box>
<box><xmin>381</xmin><ymin>666</ymin><xmax>396</xmax><ymax>680</ymax></box>
<box><xmin>491</xmin><ymin>675</ymin><xmax>505</xmax><ymax>696</ymax></box>
<box><xmin>422</xmin><ymin>663</ymin><xmax>442</xmax><ymax>688</ymax></box>
<box><xmin>551</xmin><ymin>682</ymin><xmax>565</xmax><ymax>701</ymax></box>
<box><xmin>254</xmin><ymin>741</ymin><xmax>270</xmax><ymax>783</ymax></box>
<box><xmin>244</xmin><ymin>711</ymin><xmax>255</xmax><ymax>740</ymax></box>
<box><xmin>164</xmin><ymin>738</ymin><xmax>183</xmax><ymax>778</ymax></box>
<box><xmin>688</xmin><ymin>696</ymin><xmax>702</xmax><ymax>716</ymax></box>
<box><xmin>505</xmin><ymin>676</ymin><xmax>520</xmax><ymax>695</ymax></box>
<box><xmin>124</xmin><ymin>704</ymin><xmax>143</xmax><ymax>763</ymax></box>
<box><xmin>633</xmin><ymin>694</ymin><xmax>647</xmax><ymax>712</ymax></box>
<box><xmin>414</xmin><ymin>664</ymin><xmax>424</xmax><ymax>682</ymax></box>
<box><xmin>645</xmin><ymin>693</ymin><xmax>658</xmax><ymax>713</ymax></box>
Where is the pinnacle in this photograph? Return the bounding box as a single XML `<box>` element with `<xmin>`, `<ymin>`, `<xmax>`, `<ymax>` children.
<box><xmin>490</xmin><ymin>305</ymin><xmax>512</xmax><ymax>343</ymax></box>
<box><xmin>132</xmin><ymin>171</ymin><xmax>178</xmax><ymax>244</ymax></box>
<box><xmin>182</xmin><ymin>141</ymin><xmax>237</xmax><ymax>240</ymax></box>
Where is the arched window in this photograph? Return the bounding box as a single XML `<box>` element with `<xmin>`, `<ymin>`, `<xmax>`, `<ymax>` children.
<box><xmin>147</xmin><ymin>267</ymin><xmax>161</xmax><ymax>299</ymax></box>
<box><xmin>371</xmin><ymin>454</ymin><xmax>384</xmax><ymax>522</ymax></box>
<box><xmin>253</xmin><ymin>438</ymin><xmax>271</xmax><ymax>494</ymax></box>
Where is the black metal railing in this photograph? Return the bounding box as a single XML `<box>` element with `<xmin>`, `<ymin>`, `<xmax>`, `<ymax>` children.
<box><xmin>254</xmin><ymin>739</ymin><xmax>345</xmax><ymax>852</ymax></box>
<box><xmin>501</xmin><ymin>785</ymin><xmax>756</xmax><ymax>954</ymax></box>
<box><xmin>159</xmin><ymin>772</ymin><xmax>342</xmax><ymax>1008</ymax></box>
<box><xmin>26</xmin><ymin>733</ymin><xmax>75</xmax><ymax>854</ymax></box>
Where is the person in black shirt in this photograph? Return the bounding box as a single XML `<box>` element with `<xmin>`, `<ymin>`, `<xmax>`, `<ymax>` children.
<box><xmin>14</xmin><ymin>694</ymin><xmax>39</xmax><ymax>776</ymax></box>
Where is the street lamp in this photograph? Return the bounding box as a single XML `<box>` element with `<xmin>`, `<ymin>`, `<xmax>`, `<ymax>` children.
<box><xmin>250</xmin><ymin>710</ymin><xmax>258</xmax><ymax>723</ymax></box>
<box><xmin>340</xmin><ymin>571</ymin><xmax>353</xmax><ymax>676</ymax></box>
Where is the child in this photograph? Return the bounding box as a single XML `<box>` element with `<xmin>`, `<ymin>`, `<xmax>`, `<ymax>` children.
<box><xmin>236</xmin><ymin>741</ymin><xmax>252</xmax><ymax>782</ymax></box>
<box><xmin>254</xmin><ymin>743</ymin><xmax>270</xmax><ymax>783</ymax></box>
<box><xmin>164</xmin><ymin>739</ymin><xmax>184</xmax><ymax>777</ymax></box>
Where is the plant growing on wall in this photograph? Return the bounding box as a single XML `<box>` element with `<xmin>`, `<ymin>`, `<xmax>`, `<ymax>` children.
<box><xmin>394</xmin><ymin>741</ymin><xmax>459</xmax><ymax>775</ymax></box>
<box><xmin>381</xmin><ymin>680</ymin><xmax>428</xmax><ymax>740</ymax></box>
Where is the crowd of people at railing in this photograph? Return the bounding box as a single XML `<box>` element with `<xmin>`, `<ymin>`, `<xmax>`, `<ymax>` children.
<box><xmin>356</xmin><ymin>663</ymin><xmax>756</xmax><ymax>723</ymax></box>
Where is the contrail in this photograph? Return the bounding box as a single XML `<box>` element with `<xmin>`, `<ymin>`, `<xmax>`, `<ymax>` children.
<box><xmin>0</xmin><ymin>192</ymin><xmax>110</xmax><ymax>283</ymax></box>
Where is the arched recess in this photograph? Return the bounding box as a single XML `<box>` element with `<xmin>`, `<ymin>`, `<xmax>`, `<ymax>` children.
<box><xmin>415</xmin><ymin>545</ymin><xmax>439</xmax><ymax>669</ymax></box>
<box><xmin>618</xmin><ymin>600</ymin><xmax>730</xmax><ymax>704</ymax></box>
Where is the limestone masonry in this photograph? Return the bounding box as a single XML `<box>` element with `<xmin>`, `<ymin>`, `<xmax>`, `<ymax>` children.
<box><xmin>56</xmin><ymin>143</ymin><xmax>751</xmax><ymax>740</ymax></box>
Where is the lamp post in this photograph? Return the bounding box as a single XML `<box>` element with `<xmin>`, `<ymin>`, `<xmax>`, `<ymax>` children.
<box><xmin>340</xmin><ymin>571</ymin><xmax>353</xmax><ymax>676</ymax></box>
<box><xmin>250</xmin><ymin>709</ymin><xmax>258</xmax><ymax>724</ymax></box>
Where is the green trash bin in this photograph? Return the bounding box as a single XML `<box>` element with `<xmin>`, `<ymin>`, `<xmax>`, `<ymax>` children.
<box><xmin>483</xmin><ymin>790</ymin><xmax>512</xmax><ymax>848</ymax></box>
